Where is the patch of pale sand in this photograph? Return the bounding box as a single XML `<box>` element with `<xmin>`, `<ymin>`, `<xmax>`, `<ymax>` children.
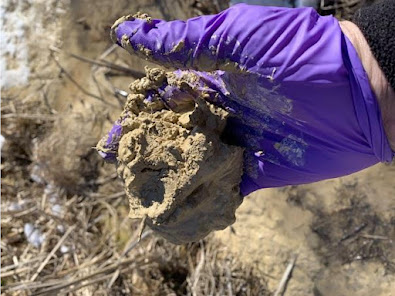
<box><xmin>0</xmin><ymin>0</ymin><xmax>68</xmax><ymax>89</ymax></box>
<box><xmin>215</xmin><ymin>187</ymin><xmax>321</xmax><ymax>294</ymax></box>
<box><xmin>215</xmin><ymin>162</ymin><xmax>395</xmax><ymax>295</ymax></box>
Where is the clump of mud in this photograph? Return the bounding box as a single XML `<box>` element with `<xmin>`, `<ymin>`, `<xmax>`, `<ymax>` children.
<box><xmin>97</xmin><ymin>67</ymin><xmax>244</xmax><ymax>244</ymax></box>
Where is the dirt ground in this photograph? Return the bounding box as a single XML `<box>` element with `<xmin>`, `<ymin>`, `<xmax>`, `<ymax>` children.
<box><xmin>216</xmin><ymin>163</ymin><xmax>395</xmax><ymax>295</ymax></box>
<box><xmin>1</xmin><ymin>0</ymin><xmax>394</xmax><ymax>295</ymax></box>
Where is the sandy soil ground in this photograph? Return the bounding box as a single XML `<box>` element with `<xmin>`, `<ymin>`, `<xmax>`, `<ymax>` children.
<box><xmin>1</xmin><ymin>0</ymin><xmax>393</xmax><ymax>295</ymax></box>
<box><xmin>216</xmin><ymin>163</ymin><xmax>395</xmax><ymax>295</ymax></box>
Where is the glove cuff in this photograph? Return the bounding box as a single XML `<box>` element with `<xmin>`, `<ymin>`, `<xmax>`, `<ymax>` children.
<box><xmin>352</xmin><ymin>0</ymin><xmax>395</xmax><ymax>92</ymax></box>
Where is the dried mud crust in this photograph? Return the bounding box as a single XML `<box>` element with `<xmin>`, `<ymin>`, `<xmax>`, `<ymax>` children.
<box><xmin>102</xmin><ymin>68</ymin><xmax>244</xmax><ymax>244</ymax></box>
<box><xmin>111</xmin><ymin>12</ymin><xmax>243</xmax><ymax>73</ymax></box>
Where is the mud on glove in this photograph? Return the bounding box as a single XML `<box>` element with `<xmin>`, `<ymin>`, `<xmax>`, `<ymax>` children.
<box><xmin>100</xmin><ymin>4</ymin><xmax>393</xmax><ymax>196</ymax></box>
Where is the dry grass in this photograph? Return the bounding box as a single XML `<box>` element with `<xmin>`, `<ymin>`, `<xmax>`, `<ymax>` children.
<box><xmin>1</xmin><ymin>1</ymin><xmax>268</xmax><ymax>293</ymax></box>
<box><xmin>2</xmin><ymin>1</ymin><xmax>386</xmax><ymax>295</ymax></box>
<box><xmin>1</xmin><ymin>80</ymin><xmax>268</xmax><ymax>296</ymax></box>
<box><xmin>286</xmin><ymin>183</ymin><xmax>395</xmax><ymax>274</ymax></box>
<box><xmin>311</xmin><ymin>185</ymin><xmax>395</xmax><ymax>272</ymax></box>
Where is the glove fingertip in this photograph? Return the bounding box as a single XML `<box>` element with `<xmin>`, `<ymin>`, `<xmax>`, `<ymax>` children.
<box><xmin>111</xmin><ymin>12</ymin><xmax>155</xmax><ymax>44</ymax></box>
<box><xmin>111</xmin><ymin>14</ymin><xmax>135</xmax><ymax>44</ymax></box>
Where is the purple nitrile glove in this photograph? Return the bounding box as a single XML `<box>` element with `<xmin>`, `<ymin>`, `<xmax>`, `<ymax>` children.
<box><xmin>96</xmin><ymin>119</ymin><xmax>122</xmax><ymax>161</ymax></box>
<box><xmin>102</xmin><ymin>4</ymin><xmax>393</xmax><ymax>196</ymax></box>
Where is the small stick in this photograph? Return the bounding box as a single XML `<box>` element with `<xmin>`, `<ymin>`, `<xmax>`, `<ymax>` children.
<box><xmin>114</xmin><ymin>88</ymin><xmax>129</xmax><ymax>98</ymax></box>
<box><xmin>46</xmin><ymin>266</ymin><xmax>136</xmax><ymax>295</ymax></box>
<box><xmin>122</xmin><ymin>229</ymin><xmax>152</xmax><ymax>257</ymax></box>
<box><xmin>41</xmin><ymin>88</ymin><xmax>57</xmax><ymax>114</ymax></box>
<box><xmin>1</xmin><ymin>256</ymin><xmax>45</xmax><ymax>272</ymax></box>
<box><xmin>1</xmin><ymin>206</ymin><xmax>38</xmax><ymax>217</ymax></box>
<box><xmin>1</xmin><ymin>113</ymin><xmax>56</xmax><ymax>120</ymax></box>
<box><xmin>1</xmin><ymin>266</ymin><xmax>33</xmax><ymax>278</ymax></box>
<box><xmin>107</xmin><ymin>229</ymin><xmax>152</xmax><ymax>288</ymax></box>
<box><xmin>51</xmin><ymin>55</ymin><xmax>102</xmax><ymax>101</ymax></box>
<box><xmin>61</xmin><ymin>272</ymin><xmax>117</xmax><ymax>295</ymax></box>
<box><xmin>49</xmin><ymin>46</ymin><xmax>144</xmax><ymax>77</ymax></box>
<box><xmin>339</xmin><ymin>223</ymin><xmax>367</xmax><ymax>243</ymax></box>
<box><xmin>274</xmin><ymin>255</ymin><xmax>297</xmax><ymax>296</ymax></box>
<box><xmin>137</xmin><ymin>215</ymin><xmax>147</xmax><ymax>242</ymax></box>
<box><xmin>33</xmin><ymin>256</ymin><xmax>149</xmax><ymax>295</ymax></box>
<box><xmin>54</xmin><ymin>252</ymin><xmax>105</xmax><ymax>277</ymax></box>
<box><xmin>87</xmin><ymin>191</ymin><xmax>125</xmax><ymax>200</ymax></box>
<box><xmin>30</xmin><ymin>225</ymin><xmax>76</xmax><ymax>282</ymax></box>
<box><xmin>360</xmin><ymin>234</ymin><xmax>389</xmax><ymax>240</ymax></box>
<box><xmin>191</xmin><ymin>242</ymin><xmax>205</xmax><ymax>296</ymax></box>
<box><xmin>91</xmin><ymin>70</ymin><xmax>106</xmax><ymax>100</ymax></box>
<box><xmin>226</xmin><ymin>261</ymin><xmax>233</xmax><ymax>296</ymax></box>
<box><xmin>51</xmin><ymin>54</ymin><xmax>119</xmax><ymax>108</ymax></box>
<box><xmin>87</xmin><ymin>173</ymin><xmax>118</xmax><ymax>185</ymax></box>
<box><xmin>97</xmin><ymin>44</ymin><xmax>118</xmax><ymax>60</ymax></box>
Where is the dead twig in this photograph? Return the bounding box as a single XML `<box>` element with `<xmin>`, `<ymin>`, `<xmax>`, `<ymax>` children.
<box><xmin>137</xmin><ymin>216</ymin><xmax>147</xmax><ymax>242</ymax></box>
<box><xmin>191</xmin><ymin>242</ymin><xmax>205</xmax><ymax>296</ymax></box>
<box><xmin>360</xmin><ymin>234</ymin><xmax>389</xmax><ymax>240</ymax></box>
<box><xmin>274</xmin><ymin>255</ymin><xmax>297</xmax><ymax>296</ymax></box>
<box><xmin>108</xmin><ymin>229</ymin><xmax>153</xmax><ymax>288</ymax></box>
<box><xmin>1</xmin><ymin>113</ymin><xmax>57</xmax><ymax>121</ymax></box>
<box><xmin>49</xmin><ymin>46</ymin><xmax>144</xmax><ymax>78</ymax></box>
<box><xmin>31</xmin><ymin>255</ymin><xmax>148</xmax><ymax>295</ymax></box>
<box><xmin>51</xmin><ymin>54</ymin><xmax>118</xmax><ymax>108</ymax></box>
<box><xmin>30</xmin><ymin>225</ymin><xmax>76</xmax><ymax>282</ymax></box>
<box><xmin>87</xmin><ymin>191</ymin><xmax>126</xmax><ymax>200</ymax></box>
<box><xmin>1</xmin><ymin>206</ymin><xmax>38</xmax><ymax>217</ymax></box>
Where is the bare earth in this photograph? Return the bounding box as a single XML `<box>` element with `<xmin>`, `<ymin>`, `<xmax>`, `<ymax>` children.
<box><xmin>1</xmin><ymin>0</ymin><xmax>394</xmax><ymax>295</ymax></box>
<box><xmin>216</xmin><ymin>163</ymin><xmax>395</xmax><ymax>295</ymax></box>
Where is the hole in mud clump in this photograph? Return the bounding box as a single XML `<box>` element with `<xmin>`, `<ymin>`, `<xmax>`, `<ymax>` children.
<box><xmin>311</xmin><ymin>192</ymin><xmax>395</xmax><ymax>273</ymax></box>
<box><xmin>139</xmin><ymin>173</ymin><xmax>166</xmax><ymax>207</ymax></box>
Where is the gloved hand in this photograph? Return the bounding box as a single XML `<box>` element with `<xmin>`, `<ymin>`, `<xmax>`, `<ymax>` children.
<box><xmin>101</xmin><ymin>4</ymin><xmax>393</xmax><ymax>196</ymax></box>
